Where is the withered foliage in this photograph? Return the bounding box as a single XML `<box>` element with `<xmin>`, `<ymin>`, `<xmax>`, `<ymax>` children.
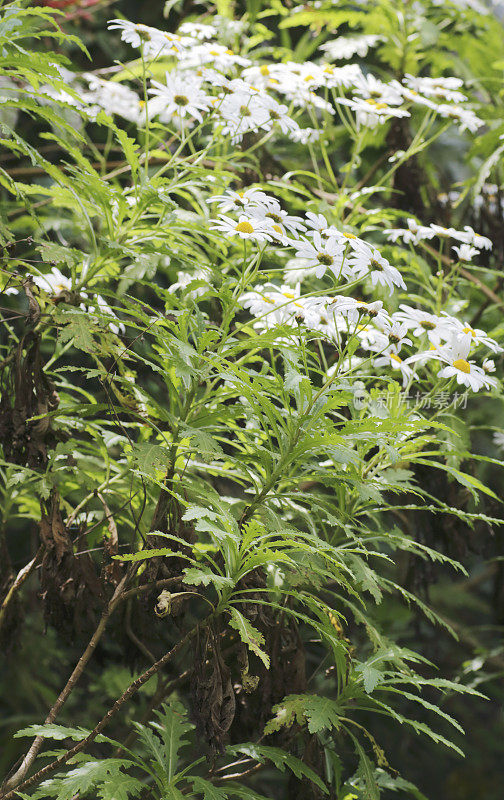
<box><xmin>0</xmin><ymin>282</ymin><xmax>61</xmax><ymax>470</ymax></box>
<box><xmin>39</xmin><ymin>492</ymin><xmax>103</xmax><ymax>638</ymax></box>
<box><xmin>191</xmin><ymin>625</ymin><xmax>236</xmax><ymax>754</ymax></box>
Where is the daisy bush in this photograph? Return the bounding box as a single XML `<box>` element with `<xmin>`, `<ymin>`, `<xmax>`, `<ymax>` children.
<box><xmin>1</xmin><ymin>1</ymin><xmax>503</xmax><ymax>799</ymax></box>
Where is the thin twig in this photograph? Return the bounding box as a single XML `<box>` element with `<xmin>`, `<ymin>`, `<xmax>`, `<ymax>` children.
<box><xmin>0</xmin><ymin>623</ymin><xmax>204</xmax><ymax>800</ymax></box>
<box><xmin>1</xmin><ymin>566</ymin><xmax>135</xmax><ymax>792</ymax></box>
<box><xmin>0</xmin><ymin>545</ymin><xmax>44</xmax><ymax>633</ymax></box>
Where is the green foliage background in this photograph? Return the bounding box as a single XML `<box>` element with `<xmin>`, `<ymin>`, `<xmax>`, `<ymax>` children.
<box><xmin>0</xmin><ymin>1</ymin><xmax>503</xmax><ymax>799</ymax></box>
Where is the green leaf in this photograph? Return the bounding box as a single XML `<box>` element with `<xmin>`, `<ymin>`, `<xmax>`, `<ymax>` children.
<box><xmin>30</xmin><ymin>760</ymin><xmax>142</xmax><ymax>800</ymax></box>
<box><xmin>183</xmin><ymin>566</ymin><xmax>233</xmax><ymax>589</ymax></box>
<box><xmin>228</xmin><ymin>744</ymin><xmax>328</xmax><ymax>794</ymax></box>
<box><xmin>152</xmin><ymin>702</ymin><xmax>194</xmax><ymax>781</ymax></box>
<box><xmin>265</xmin><ymin>695</ymin><xmax>342</xmax><ymax>736</ymax></box>
<box><xmin>131</xmin><ymin>442</ymin><xmax>171</xmax><ymax>477</ymax></box>
<box><xmin>191</xmin><ymin>777</ymin><xmax>228</xmax><ymax>799</ymax></box>
<box><xmin>229</xmin><ymin>607</ymin><xmax>270</xmax><ymax>668</ymax></box>
<box><xmin>357</xmin><ymin>664</ymin><xmax>383</xmax><ymax>694</ymax></box>
<box><xmin>14</xmin><ymin>724</ymin><xmax>90</xmax><ymax>741</ymax></box>
<box><xmin>54</xmin><ymin>309</ymin><xmax>97</xmax><ymax>353</ymax></box>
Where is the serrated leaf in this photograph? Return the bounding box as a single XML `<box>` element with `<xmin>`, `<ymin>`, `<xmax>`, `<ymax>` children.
<box><xmin>30</xmin><ymin>760</ymin><xmax>141</xmax><ymax>800</ymax></box>
<box><xmin>228</xmin><ymin>744</ymin><xmax>328</xmax><ymax>794</ymax></box>
<box><xmin>229</xmin><ymin>607</ymin><xmax>270</xmax><ymax>668</ymax></box>
<box><xmin>183</xmin><ymin>566</ymin><xmax>233</xmax><ymax>589</ymax></box>
<box><xmin>357</xmin><ymin>664</ymin><xmax>383</xmax><ymax>694</ymax></box>
<box><xmin>131</xmin><ymin>442</ymin><xmax>171</xmax><ymax>477</ymax></box>
<box><xmin>191</xmin><ymin>777</ymin><xmax>228</xmax><ymax>800</ymax></box>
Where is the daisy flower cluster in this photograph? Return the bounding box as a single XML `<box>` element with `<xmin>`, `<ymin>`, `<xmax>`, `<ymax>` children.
<box><xmin>203</xmin><ymin>186</ymin><xmax>501</xmax><ymax>393</ymax></box>
<box><xmin>85</xmin><ymin>17</ymin><xmax>483</xmax><ymax>143</ymax></box>
<box><xmin>35</xmin><ymin>13</ymin><xmax>485</xmax><ymax>153</ymax></box>
<box><xmin>384</xmin><ymin>218</ymin><xmax>492</xmax><ymax>262</ymax></box>
<box><xmin>26</xmin><ymin>15</ymin><xmax>500</xmax><ymax>398</ymax></box>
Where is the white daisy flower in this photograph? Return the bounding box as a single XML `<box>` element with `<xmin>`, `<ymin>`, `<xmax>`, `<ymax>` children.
<box><xmin>178</xmin><ymin>21</ymin><xmax>215</xmax><ymax>40</ymax></box>
<box><xmin>240</xmin><ymin>283</ymin><xmax>309</xmax><ymax>327</ymax></box>
<box><xmin>347</xmin><ymin>242</ymin><xmax>406</xmax><ymax>292</ymax></box>
<box><xmin>457</xmin><ymin>226</ymin><xmax>492</xmax><ymax>250</ymax></box>
<box><xmin>32</xmin><ymin>267</ymin><xmax>72</xmax><ymax>294</ymax></box>
<box><xmin>211</xmin><ymin>214</ymin><xmax>273</xmax><ymax>242</ymax></box>
<box><xmin>93</xmin><ymin>294</ymin><xmax>126</xmax><ymax>335</ymax></box>
<box><xmin>331</xmin><ymin>297</ymin><xmax>391</xmax><ymax>329</ymax></box>
<box><xmin>353</xmin><ymin>74</ymin><xmax>403</xmax><ymax>106</ymax></box>
<box><xmin>404</xmin><ymin>74</ymin><xmax>467</xmax><ymax>103</ymax></box>
<box><xmin>336</xmin><ymin>96</ymin><xmax>410</xmax><ymax>128</ymax></box>
<box><xmin>257</xmin><ymin>94</ymin><xmax>299</xmax><ymax>136</ymax></box>
<box><xmin>320</xmin><ymin>35</ymin><xmax>383</xmax><ymax>61</ymax></box>
<box><xmin>293</xmin><ymin>232</ymin><xmax>347</xmax><ymax>279</ymax></box>
<box><xmin>429</xmin><ymin>223</ymin><xmax>458</xmax><ymax>240</ymax></box>
<box><xmin>12</xmin><ymin>268</ymin><xmax>124</xmax><ymax>334</ymax></box>
<box><xmin>452</xmin><ymin>243</ymin><xmax>480</xmax><ymax>261</ymax></box>
<box><xmin>290</xmin><ymin>127</ymin><xmax>322</xmax><ymax>144</ymax></box>
<box><xmin>378</xmin><ymin>318</ymin><xmax>412</xmax><ymax>349</ymax></box>
<box><xmin>283</xmin><ymin>258</ymin><xmax>320</xmax><ymax>285</ymax></box>
<box><xmin>435</xmin><ymin>104</ymin><xmax>483</xmax><ymax>133</ymax></box>
<box><xmin>208</xmin><ymin>188</ymin><xmax>280</xmax><ymax>214</ymax></box>
<box><xmin>304</xmin><ymin>212</ymin><xmax>338</xmax><ymax>237</ymax></box>
<box><xmin>408</xmin><ymin>333</ymin><xmax>498</xmax><ymax>391</ymax></box>
<box><xmin>108</xmin><ymin>20</ymin><xmax>166</xmax><ymax>56</ymax></box>
<box><xmin>374</xmin><ymin>349</ymin><xmax>414</xmax><ymax>386</ymax></box>
<box><xmin>493</xmin><ymin>431</ymin><xmax>504</xmax><ymax>450</ymax></box>
<box><xmin>395</xmin><ymin>305</ymin><xmax>450</xmax><ymax>344</ymax></box>
<box><xmin>149</xmin><ymin>72</ymin><xmax>211</xmax><ymax>123</ymax></box>
<box><xmin>384</xmin><ymin>218</ymin><xmax>435</xmax><ymax>244</ymax></box>
<box><xmin>439</xmin><ymin>315</ymin><xmax>502</xmax><ymax>353</ymax></box>
<box><xmin>483</xmin><ymin>359</ymin><xmax>496</xmax><ymax>373</ymax></box>
<box><xmin>250</xmin><ymin>206</ymin><xmax>306</xmax><ymax>240</ymax></box>
<box><xmin>217</xmin><ymin>91</ymin><xmax>269</xmax><ymax>142</ymax></box>
<box><xmin>82</xmin><ymin>74</ymin><xmax>142</xmax><ymax>123</ymax></box>
<box><xmin>168</xmin><ymin>268</ymin><xmax>211</xmax><ymax>299</ymax></box>
<box><xmin>180</xmin><ymin>42</ymin><xmax>251</xmax><ymax>71</ymax></box>
<box><xmin>320</xmin><ymin>63</ymin><xmax>364</xmax><ymax>90</ymax></box>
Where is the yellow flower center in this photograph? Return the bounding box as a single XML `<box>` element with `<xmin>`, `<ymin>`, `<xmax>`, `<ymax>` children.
<box><xmin>390</xmin><ymin>353</ymin><xmax>402</xmax><ymax>364</ymax></box>
<box><xmin>462</xmin><ymin>326</ymin><xmax>476</xmax><ymax>336</ymax></box>
<box><xmin>235</xmin><ymin>221</ymin><xmax>254</xmax><ymax>234</ymax></box>
<box><xmin>365</xmin><ymin>99</ymin><xmax>387</xmax><ymax>109</ymax></box>
<box><xmin>282</xmin><ymin>292</ymin><xmax>295</xmax><ymax>299</ymax></box>
<box><xmin>453</xmin><ymin>358</ymin><xmax>471</xmax><ymax>373</ymax></box>
<box><xmin>273</xmin><ymin>224</ymin><xmax>283</xmax><ymax>234</ymax></box>
<box><xmin>344</xmin><ymin>232</ymin><xmax>356</xmax><ymax>239</ymax></box>
<box><xmin>260</xmin><ymin>65</ymin><xmax>270</xmax><ymax>76</ymax></box>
